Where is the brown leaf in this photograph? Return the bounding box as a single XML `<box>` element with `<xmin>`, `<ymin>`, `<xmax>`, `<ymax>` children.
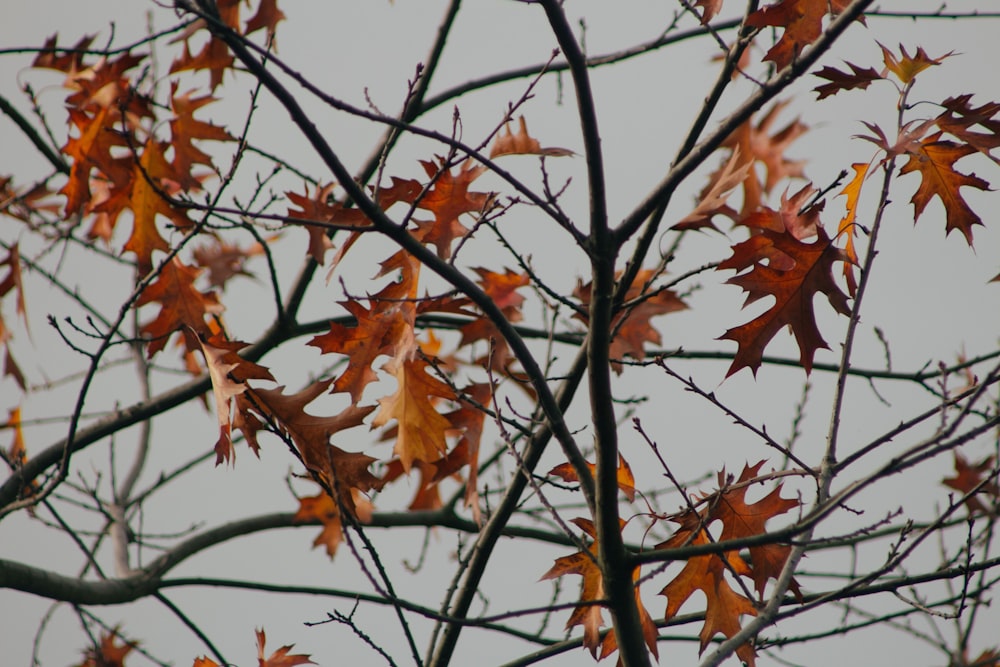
<box><xmin>900</xmin><ymin>133</ymin><xmax>990</xmax><ymax>245</ymax></box>
<box><xmin>575</xmin><ymin>269</ymin><xmax>688</xmax><ymax>372</ymax></box>
<box><xmin>136</xmin><ymin>258</ymin><xmax>224</xmax><ymax>357</ymax></box>
<box><xmin>245</xmin><ymin>0</ymin><xmax>286</xmax><ymax>43</ymax></box>
<box><xmin>719</xmin><ymin>199</ymin><xmax>851</xmax><ymax>376</ymax></box>
<box><xmin>75</xmin><ymin>630</ymin><xmax>135</xmax><ymax>667</ymax></box>
<box><xmin>720</xmin><ymin>101</ymin><xmax>808</xmax><ymax>215</ymax></box>
<box><xmin>192</xmin><ymin>238</ymin><xmax>265</xmax><ymax>289</ymax></box>
<box><xmin>813</xmin><ymin>62</ymin><xmax>883</xmax><ymax>100</ymax></box>
<box><xmin>195</xmin><ymin>334</ymin><xmax>274</xmax><ymax>465</ymax></box>
<box><xmin>249</xmin><ymin>380</ymin><xmax>380</xmax><ymax>512</ymax></box>
<box><xmin>293</xmin><ymin>486</ymin><xmax>374</xmax><ymax>558</ymax></box>
<box><xmin>169</xmin><ymin>84</ymin><xmax>235</xmax><ymax>190</ymax></box>
<box><xmin>936</xmin><ymin>94</ymin><xmax>1000</xmax><ymax>163</ymax></box>
<box><xmin>489</xmin><ymin>116</ymin><xmax>573</xmax><ymax>158</ymax></box>
<box><xmin>747</xmin><ymin>0</ymin><xmax>851</xmax><ymax>70</ymax></box>
<box><xmin>674</xmin><ymin>147</ymin><xmax>752</xmax><ymax>231</ymax></box>
<box><xmin>943</xmin><ymin>452</ymin><xmax>999</xmax><ymax>515</ymax></box>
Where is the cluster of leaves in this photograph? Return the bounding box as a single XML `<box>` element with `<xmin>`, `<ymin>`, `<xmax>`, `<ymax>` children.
<box><xmin>543</xmin><ymin>461</ymin><xmax>799</xmax><ymax>665</ymax></box>
<box><xmin>2</xmin><ymin>0</ymin><xmax>999</xmax><ymax>665</ymax></box>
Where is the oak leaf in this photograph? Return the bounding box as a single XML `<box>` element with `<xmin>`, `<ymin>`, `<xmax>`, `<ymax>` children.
<box><xmin>169</xmin><ymin>85</ymin><xmax>235</xmax><ymax>190</ymax></box>
<box><xmin>412</xmin><ymin>158</ymin><xmax>489</xmax><ymax>259</ymax></box>
<box><xmin>719</xmin><ymin>198</ymin><xmax>851</xmax><ymax>376</ymax></box>
<box><xmin>245</xmin><ymin>0</ymin><xmax>287</xmax><ymax>43</ymax></box>
<box><xmin>195</xmin><ymin>334</ymin><xmax>275</xmax><ymax>465</ymax></box>
<box><xmin>119</xmin><ymin>140</ymin><xmax>193</xmax><ymax>273</ymax></box>
<box><xmin>574</xmin><ymin>269</ymin><xmax>688</xmax><ymax>372</ymax></box>
<box><xmin>249</xmin><ymin>380</ymin><xmax>380</xmax><ymax>512</ymax></box>
<box><xmin>936</xmin><ymin>94</ymin><xmax>1000</xmax><ymax>163</ymax></box>
<box><xmin>192</xmin><ymin>238</ymin><xmax>265</xmax><ymax>289</ymax></box>
<box><xmin>835</xmin><ymin>162</ymin><xmax>869</xmax><ymax>296</ymax></box>
<box><xmin>674</xmin><ymin>147</ymin><xmax>751</xmax><ymax>231</ymax></box>
<box><xmin>256</xmin><ymin>628</ymin><xmax>315</xmax><ymax>667</ymax></box>
<box><xmin>658</xmin><ymin>515</ymin><xmax>757</xmax><ymax>666</ymax></box>
<box><xmin>372</xmin><ymin>357</ymin><xmax>456</xmax><ymax>473</ymax></box>
<box><xmin>457</xmin><ymin>267</ymin><xmax>530</xmax><ymax>372</ymax></box>
<box><xmin>32</xmin><ymin>33</ymin><xmax>95</xmax><ymax>78</ymax></box>
<box><xmin>169</xmin><ymin>0</ymin><xmax>242</xmax><ymax>91</ymax></box>
<box><xmin>656</xmin><ymin>462</ymin><xmax>798</xmax><ymax>665</ymax></box>
<box><xmin>4</xmin><ymin>407</ymin><xmax>37</xmax><ymax>500</ymax></box>
<box><xmin>720</xmin><ymin>101</ymin><xmax>808</xmax><ymax>215</ymax></box>
<box><xmin>812</xmin><ymin>62</ymin><xmax>882</xmax><ymax>100</ymax></box>
<box><xmin>542</xmin><ymin>518</ymin><xmax>659</xmax><ymax>661</ymax></box>
<box><xmin>548</xmin><ymin>453</ymin><xmax>636</xmax><ymax>502</ymax></box>
<box><xmin>293</xmin><ymin>486</ymin><xmax>374</xmax><ymax>558</ymax></box>
<box><xmin>309</xmin><ymin>251</ymin><xmax>421</xmax><ymax>402</ymax></box>
<box><xmin>489</xmin><ymin>116</ymin><xmax>573</xmax><ymax>158</ymax></box>
<box><xmin>900</xmin><ymin>133</ymin><xmax>991</xmax><ymax>245</ymax></box>
<box><xmin>76</xmin><ymin>630</ymin><xmax>135</xmax><ymax>667</ymax></box>
<box><xmin>137</xmin><ymin>258</ymin><xmax>224</xmax><ymax>357</ymax></box>
<box><xmin>712</xmin><ymin>461</ymin><xmax>801</xmax><ymax>599</ymax></box>
<box><xmin>943</xmin><ymin>452</ymin><xmax>999</xmax><ymax>515</ymax></box>
<box><xmin>60</xmin><ymin>106</ymin><xmax>128</xmax><ymax>215</ymax></box>
<box><xmin>880</xmin><ymin>43</ymin><xmax>950</xmax><ymax>85</ymax></box>
<box><xmin>747</xmin><ymin>0</ymin><xmax>851</xmax><ymax>70</ymax></box>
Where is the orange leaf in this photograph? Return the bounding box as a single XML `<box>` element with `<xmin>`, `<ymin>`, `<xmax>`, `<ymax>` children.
<box><xmin>75</xmin><ymin>630</ymin><xmax>135</xmax><ymax>667</ymax></box>
<box><xmin>309</xmin><ymin>251</ymin><xmax>421</xmax><ymax>402</ymax></box>
<box><xmin>120</xmin><ymin>140</ymin><xmax>193</xmax><ymax>273</ymax></box>
<box><xmin>489</xmin><ymin>116</ymin><xmax>573</xmax><ymax>158</ymax></box>
<box><xmin>657</xmin><ymin>461</ymin><xmax>801</xmax><ymax>665</ymax></box>
<box><xmin>540</xmin><ymin>518</ymin><xmax>607</xmax><ymax>657</ymax></box>
<box><xmin>835</xmin><ymin>162</ymin><xmax>869</xmax><ymax>296</ymax></box>
<box><xmin>4</xmin><ymin>407</ymin><xmax>37</xmax><ymax>500</ymax></box>
<box><xmin>192</xmin><ymin>658</ymin><xmax>219</xmax><ymax>667</ymax></box>
<box><xmin>900</xmin><ymin>133</ymin><xmax>990</xmax><ymax>245</ymax></box>
<box><xmin>293</xmin><ymin>486</ymin><xmax>374</xmax><ymax>558</ymax></box>
<box><xmin>255</xmin><ymin>628</ymin><xmax>314</xmax><ymax>667</ymax></box>
<box><xmin>60</xmin><ymin>106</ymin><xmax>128</xmax><ymax>215</ymax></box>
<box><xmin>548</xmin><ymin>453</ymin><xmax>636</xmax><ymax>502</ymax></box>
<box><xmin>372</xmin><ymin>357</ymin><xmax>456</xmax><ymax>473</ymax></box>
<box><xmin>719</xmin><ymin>199</ymin><xmax>851</xmax><ymax>376</ymax></box>
<box><xmin>412</xmin><ymin>158</ymin><xmax>490</xmax><ymax>259</ymax></box>
<box><xmin>137</xmin><ymin>258</ymin><xmax>224</xmax><ymax>357</ymax></box>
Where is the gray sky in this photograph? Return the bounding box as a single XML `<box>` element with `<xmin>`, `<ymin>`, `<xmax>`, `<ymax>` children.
<box><xmin>2</xmin><ymin>2</ymin><xmax>1000</xmax><ymax>666</ymax></box>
